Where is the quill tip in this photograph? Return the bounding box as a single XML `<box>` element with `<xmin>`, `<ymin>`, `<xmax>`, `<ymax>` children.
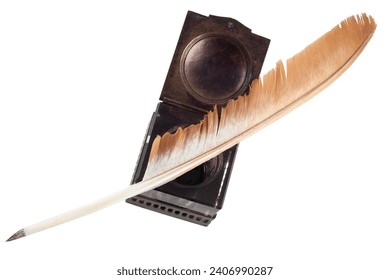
<box><xmin>6</xmin><ymin>229</ymin><xmax>26</xmax><ymax>242</ymax></box>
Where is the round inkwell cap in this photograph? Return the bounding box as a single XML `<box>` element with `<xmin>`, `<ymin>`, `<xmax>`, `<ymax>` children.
<box><xmin>180</xmin><ymin>34</ymin><xmax>251</xmax><ymax>105</ymax></box>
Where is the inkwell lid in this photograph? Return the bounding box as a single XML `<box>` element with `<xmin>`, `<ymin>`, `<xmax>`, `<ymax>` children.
<box><xmin>160</xmin><ymin>11</ymin><xmax>270</xmax><ymax>113</ymax></box>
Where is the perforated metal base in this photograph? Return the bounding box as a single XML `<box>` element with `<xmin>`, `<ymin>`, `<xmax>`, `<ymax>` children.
<box><xmin>128</xmin><ymin>195</ymin><xmax>215</xmax><ymax>226</ymax></box>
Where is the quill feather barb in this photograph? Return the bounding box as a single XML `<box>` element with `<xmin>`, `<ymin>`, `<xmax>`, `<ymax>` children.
<box><xmin>7</xmin><ymin>14</ymin><xmax>376</xmax><ymax>241</ymax></box>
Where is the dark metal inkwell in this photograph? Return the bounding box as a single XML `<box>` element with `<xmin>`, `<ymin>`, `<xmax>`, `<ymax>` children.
<box><xmin>127</xmin><ymin>11</ymin><xmax>270</xmax><ymax>225</ymax></box>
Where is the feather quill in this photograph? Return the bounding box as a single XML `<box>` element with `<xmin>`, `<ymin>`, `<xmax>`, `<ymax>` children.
<box><xmin>7</xmin><ymin>14</ymin><xmax>376</xmax><ymax>241</ymax></box>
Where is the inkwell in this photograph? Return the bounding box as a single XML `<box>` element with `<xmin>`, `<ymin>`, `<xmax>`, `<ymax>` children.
<box><xmin>127</xmin><ymin>11</ymin><xmax>270</xmax><ymax>225</ymax></box>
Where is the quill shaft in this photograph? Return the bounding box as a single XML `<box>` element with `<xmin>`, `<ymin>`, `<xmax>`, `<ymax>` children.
<box><xmin>9</xmin><ymin>125</ymin><xmax>254</xmax><ymax>240</ymax></box>
<box><xmin>7</xmin><ymin>170</ymin><xmax>185</xmax><ymax>240</ymax></box>
<box><xmin>7</xmin><ymin>150</ymin><xmax>224</xmax><ymax>240</ymax></box>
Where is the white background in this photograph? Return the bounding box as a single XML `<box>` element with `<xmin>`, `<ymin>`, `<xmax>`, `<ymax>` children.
<box><xmin>0</xmin><ymin>1</ymin><xmax>389</xmax><ymax>279</ymax></box>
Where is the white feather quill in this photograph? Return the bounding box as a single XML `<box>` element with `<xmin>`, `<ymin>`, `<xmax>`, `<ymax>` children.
<box><xmin>7</xmin><ymin>14</ymin><xmax>376</xmax><ymax>241</ymax></box>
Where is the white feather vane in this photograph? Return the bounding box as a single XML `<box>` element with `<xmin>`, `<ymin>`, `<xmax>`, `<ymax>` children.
<box><xmin>6</xmin><ymin>14</ymin><xmax>376</xmax><ymax>241</ymax></box>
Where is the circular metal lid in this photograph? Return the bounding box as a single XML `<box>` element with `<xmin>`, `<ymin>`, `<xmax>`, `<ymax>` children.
<box><xmin>180</xmin><ymin>35</ymin><xmax>251</xmax><ymax>104</ymax></box>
